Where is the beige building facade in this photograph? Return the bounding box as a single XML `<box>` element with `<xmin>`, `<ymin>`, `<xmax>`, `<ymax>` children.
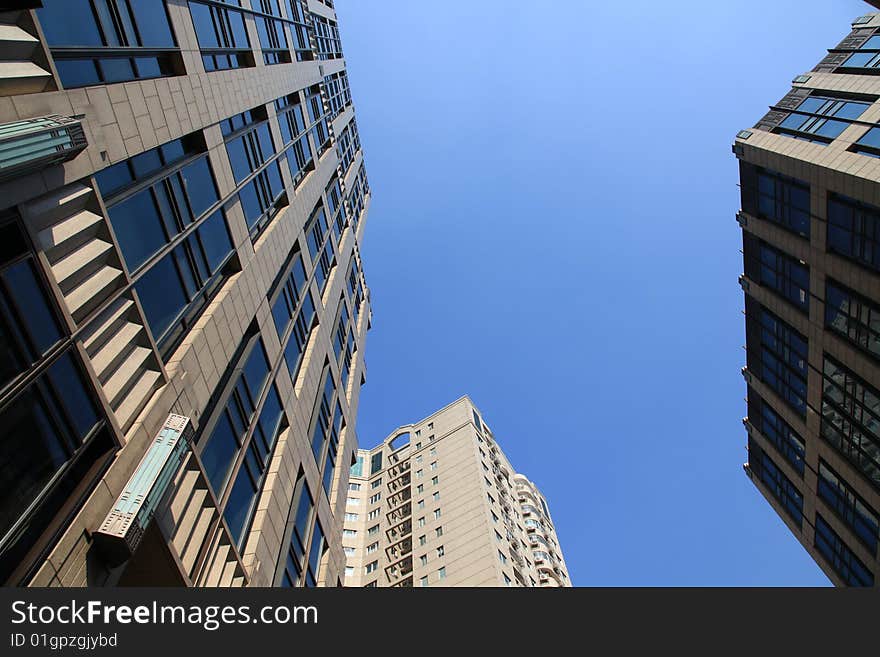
<box><xmin>734</xmin><ymin>11</ymin><xmax>880</xmax><ymax>586</ymax></box>
<box><xmin>0</xmin><ymin>0</ymin><xmax>370</xmax><ymax>588</ymax></box>
<box><xmin>342</xmin><ymin>397</ymin><xmax>570</xmax><ymax>587</ymax></box>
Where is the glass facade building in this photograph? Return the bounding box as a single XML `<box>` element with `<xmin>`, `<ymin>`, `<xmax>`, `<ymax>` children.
<box><xmin>0</xmin><ymin>0</ymin><xmax>370</xmax><ymax>587</ymax></box>
<box><xmin>735</xmin><ymin>11</ymin><xmax>880</xmax><ymax>587</ymax></box>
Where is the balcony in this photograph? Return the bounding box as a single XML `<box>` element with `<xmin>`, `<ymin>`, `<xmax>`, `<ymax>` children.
<box><xmin>386</xmin><ymin>501</ymin><xmax>412</xmax><ymax>524</ymax></box>
<box><xmin>386</xmin><ymin>518</ymin><xmax>412</xmax><ymax>542</ymax></box>
<box><xmin>386</xmin><ymin>470</ymin><xmax>411</xmax><ymax>492</ymax></box>
<box><xmin>386</xmin><ymin>536</ymin><xmax>412</xmax><ymax>562</ymax></box>
<box><xmin>386</xmin><ymin>554</ymin><xmax>413</xmax><ymax>581</ymax></box>
<box><xmin>387</xmin><ymin>488</ymin><xmax>412</xmax><ymax>511</ymax></box>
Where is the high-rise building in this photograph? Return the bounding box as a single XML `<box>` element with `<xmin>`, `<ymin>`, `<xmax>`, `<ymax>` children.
<box><xmin>734</xmin><ymin>11</ymin><xmax>880</xmax><ymax>587</ymax></box>
<box><xmin>0</xmin><ymin>0</ymin><xmax>371</xmax><ymax>588</ymax></box>
<box><xmin>342</xmin><ymin>397</ymin><xmax>571</xmax><ymax>587</ymax></box>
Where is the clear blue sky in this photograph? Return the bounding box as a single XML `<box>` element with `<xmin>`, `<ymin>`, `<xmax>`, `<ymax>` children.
<box><xmin>336</xmin><ymin>0</ymin><xmax>871</xmax><ymax>585</ymax></box>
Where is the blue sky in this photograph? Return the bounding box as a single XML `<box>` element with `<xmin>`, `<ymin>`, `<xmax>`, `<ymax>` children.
<box><xmin>335</xmin><ymin>0</ymin><xmax>871</xmax><ymax>585</ymax></box>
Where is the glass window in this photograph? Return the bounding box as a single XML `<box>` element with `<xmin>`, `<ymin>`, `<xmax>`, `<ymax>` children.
<box><xmin>827</xmin><ymin>193</ymin><xmax>880</xmax><ymax>273</ymax></box>
<box><xmin>746</xmin><ymin>300</ymin><xmax>808</xmax><ymax>417</ymax></box>
<box><xmin>135</xmin><ymin>211</ymin><xmax>233</xmax><ymax>354</ymax></box>
<box><xmin>744</xmin><ymin>236</ymin><xmax>809</xmax><ymax>313</ymax></box>
<box><xmin>775</xmin><ymin>95</ymin><xmax>869</xmax><ymax>143</ymax></box>
<box><xmin>38</xmin><ymin>0</ymin><xmax>179</xmax><ymax>87</ymax></box>
<box><xmin>323</xmin><ymin>70</ymin><xmax>352</xmax><ymax>119</ymax></box>
<box><xmin>312</xmin><ymin>14</ymin><xmax>342</xmax><ymax>59</ymax></box>
<box><xmin>751</xmin><ymin>168</ymin><xmax>810</xmax><ymax>237</ymax></box>
<box><xmin>826</xmin><ymin>279</ymin><xmax>880</xmax><ymax>361</ymax></box>
<box><xmin>279</xmin><ymin>475</ymin><xmax>314</xmax><ymax>587</ymax></box>
<box><xmin>821</xmin><ymin>356</ymin><xmax>880</xmax><ymax>489</ymax></box>
<box><xmin>308</xmin><ymin>366</ymin><xmax>343</xmax><ymax>497</ymax></box>
<box><xmin>814</xmin><ymin>514</ymin><xmax>874</xmax><ymax>586</ymax></box>
<box><xmin>748</xmin><ymin>439</ymin><xmax>803</xmax><ymax>526</ymax></box>
<box><xmin>818</xmin><ymin>461</ymin><xmax>879</xmax><ymax>554</ymax></box>
<box><xmin>189</xmin><ymin>0</ymin><xmax>252</xmax><ymax>71</ymax></box>
<box><xmin>200</xmin><ymin>338</ymin><xmax>272</xmax><ymax>495</ymax></box>
<box><xmin>747</xmin><ymin>389</ymin><xmax>806</xmax><ymax>475</ymax></box>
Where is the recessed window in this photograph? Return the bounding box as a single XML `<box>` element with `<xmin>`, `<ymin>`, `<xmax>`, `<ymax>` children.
<box><xmin>775</xmin><ymin>95</ymin><xmax>870</xmax><ymax>143</ymax></box>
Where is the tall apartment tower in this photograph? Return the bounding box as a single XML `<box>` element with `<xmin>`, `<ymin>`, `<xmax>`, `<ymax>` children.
<box><xmin>341</xmin><ymin>397</ymin><xmax>571</xmax><ymax>587</ymax></box>
<box><xmin>734</xmin><ymin>12</ymin><xmax>880</xmax><ymax>587</ymax></box>
<box><xmin>0</xmin><ymin>1</ymin><xmax>371</xmax><ymax>588</ymax></box>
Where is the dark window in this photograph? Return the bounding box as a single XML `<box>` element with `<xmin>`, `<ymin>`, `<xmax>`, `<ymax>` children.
<box><xmin>282</xmin><ymin>0</ymin><xmax>313</xmax><ymax>61</ymax></box>
<box><xmin>0</xmin><ymin>225</ymin><xmax>64</xmax><ymax>391</ymax></box>
<box><xmin>749</xmin><ymin>168</ymin><xmax>810</xmax><ymax>237</ymax></box>
<box><xmin>814</xmin><ymin>514</ymin><xmax>874</xmax><ymax>586</ymax></box>
<box><xmin>743</xmin><ymin>235</ymin><xmax>809</xmax><ymax>313</ymax></box>
<box><xmin>278</xmin><ymin>472</ymin><xmax>324</xmax><ymax>587</ymax></box>
<box><xmin>274</xmin><ymin>93</ymin><xmax>315</xmax><ymax>187</ymax></box>
<box><xmin>223</xmin><ymin>382</ymin><xmax>285</xmax><ymax>549</ymax></box>
<box><xmin>305</xmin><ymin>86</ymin><xmax>330</xmax><ymax>156</ymax></box>
<box><xmin>325</xmin><ymin>175</ymin><xmax>347</xmax><ymax>240</ymax></box>
<box><xmin>331</xmin><ymin>298</ymin><xmax>350</xmax><ymax>365</ymax></box>
<box><xmin>308</xmin><ymin>365</ymin><xmax>343</xmax><ymax>497</ymax></box>
<box><xmin>38</xmin><ymin>0</ymin><xmax>179</xmax><ymax>88</ymax></box>
<box><xmin>775</xmin><ymin>95</ymin><xmax>869</xmax><ymax>143</ymax></box>
<box><xmin>134</xmin><ymin>208</ymin><xmax>234</xmax><ymax>356</ymax></box>
<box><xmin>370</xmin><ymin>451</ymin><xmax>382</xmax><ymax>475</ymax></box>
<box><xmin>347</xmin><ymin>255</ymin><xmax>364</xmax><ymax>328</ymax></box>
<box><xmin>189</xmin><ymin>0</ymin><xmax>252</xmax><ymax>71</ymax></box>
<box><xmin>748</xmin><ymin>438</ymin><xmax>803</xmax><ymax>526</ymax></box>
<box><xmin>269</xmin><ymin>246</ymin><xmax>316</xmax><ymax>383</ymax></box>
<box><xmin>821</xmin><ymin>355</ymin><xmax>880</xmax><ymax>490</ymax></box>
<box><xmin>747</xmin><ymin>389</ymin><xmax>805</xmax><ymax>475</ymax></box>
<box><xmin>252</xmin><ymin>0</ymin><xmax>291</xmax><ymax>65</ymax></box>
<box><xmin>305</xmin><ymin>521</ymin><xmax>325</xmax><ymax>587</ymax></box>
<box><xmin>745</xmin><ymin>300</ymin><xmax>808</xmax><ymax>417</ymax></box>
<box><xmin>347</xmin><ymin>164</ymin><xmax>369</xmax><ymax>231</ymax></box>
<box><xmin>312</xmin><ymin>14</ymin><xmax>342</xmax><ymax>60</ymax></box>
<box><xmin>200</xmin><ymin>337</ymin><xmax>271</xmax><ymax>496</ymax></box>
<box><xmin>305</xmin><ymin>205</ymin><xmax>336</xmax><ymax>296</ymax></box>
<box><xmin>827</xmin><ymin>193</ymin><xmax>880</xmax><ymax>273</ymax></box>
<box><xmin>826</xmin><ymin>279</ymin><xmax>880</xmax><ymax>361</ymax></box>
<box><xmin>224</xmin><ymin>109</ymin><xmax>286</xmax><ymax>240</ymax></box>
<box><xmin>101</xmin><ymin>146</ymin><xmax>220</xmax><ymax>274</ymax></box>
<box><xmin>324</xmin><ymin>71</ymin><xmax>352</xmax><ymax>119</ymax></box>
<box><xmin>0</xmin><ymin>214</ymin><xmax>112</xmax><ymax>584</ymax></box>
<box><xmin>336</xmin><ymin>119</ymin><xmax>361</xmax><ymax>178</ymax></box>
<box><xmin>818</xmin><ymin>461</ymin><xmax>879</xmax><ymax>555</ymax></box>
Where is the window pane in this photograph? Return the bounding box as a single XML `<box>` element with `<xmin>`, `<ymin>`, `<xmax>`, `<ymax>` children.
<box><xmin>128</xmin><ymin>0</ymin><xmax>176</xmax><ymax>47</ymax></box>
<box><xmin>100</xmin><ymin>57</ymin><xmax>135</xmax><ymax>83</ymax></box>
<box><xmin>201</xmin><ymin>413</ymin><xmax>238</xmax><ymax>494</ymax></box>
<box><xmin>53</xmin><ymin>59</ymin><xmax>101</xmax><ymax>88</ymax></box>
<box><xmin>3</xmin><ymin>259</ymin><xmax>62</xmax><ymax>356</ymax></box>
<box><xmin>38</xmin><ymin>0</ymin><xmax>103</xmax><ymax>47</ymax></box>
<box><xmin>46</xmin><ymin>351</ymin><xmax>99</xmax><ymax>439</ymax></box>
<box><xmin>224</xmin><ymin>465</ymin><xmax>257</xmax><ymax>547</ymax></box>
<box><xmin>136</xmin><ymin>252</ymin><xmax>188</xmax><ymax>340</ymax></box>
<box><xmin>180</xmin><ymin>157</ymin><xmax>219</xmax><ymax>219</ymax></box>
<box><xmin>197</xmin><ymin>210</ymin><xmax>233</xmax><ymax>273</ymax></box>
<box><xmin>109</xmin><ymin>189</ymin><xmax>168</xmax><ymax>271</ymax></box>
<box><xmin>189</xmin><ymin>2</ymin><xmax>220</xmax><ymax>48</ymax></box>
